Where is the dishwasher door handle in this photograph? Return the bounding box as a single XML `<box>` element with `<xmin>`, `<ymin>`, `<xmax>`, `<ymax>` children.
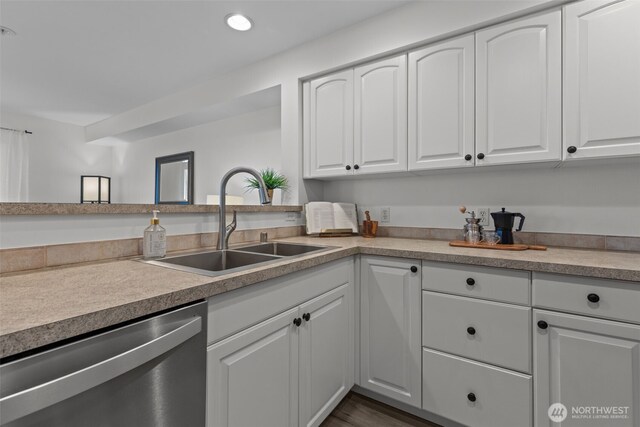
<box><xmin>0</xmin><ymin>316</ymin><xmax>202</xmax><ymax>424</ymax></box>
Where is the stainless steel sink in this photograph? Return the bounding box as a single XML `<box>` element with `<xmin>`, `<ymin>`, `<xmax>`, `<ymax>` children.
<box><xmin>141</xmin><ymin>243</ymin><xmax>331</xmax><ymax>277</ymax></box>
<box><xmin>234</xmin><ymin>242</ymin><xmax>329</xmax><ymax>257</ymax></box>
<box><xmin>142</xmin><ymin>250</ymin><xmax>281</xmax><ymax>277</ymax></box>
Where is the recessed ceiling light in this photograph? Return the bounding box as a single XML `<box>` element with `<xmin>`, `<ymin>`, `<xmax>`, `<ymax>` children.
<box><xmin>0</xmin><ymin>26</ymin><xmax>17</xmax><ymax>37</ymax></box>
<box><xmin>225</xmin><ymin>14</ymin><xmax>252</xmax><ymax>32</ymax></box>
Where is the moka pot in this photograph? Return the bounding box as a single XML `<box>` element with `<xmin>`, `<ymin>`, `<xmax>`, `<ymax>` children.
<box><xmin>490</xmin><ymin>207</ymin><xmax>525</xmax><ymax>244</ymax></box>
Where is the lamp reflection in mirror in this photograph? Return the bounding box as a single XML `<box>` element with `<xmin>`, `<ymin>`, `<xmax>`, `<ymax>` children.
<box><xmin>81</xmin><ymin>176</ymin><xmax>110</xmax><ymax>204</ymax></box>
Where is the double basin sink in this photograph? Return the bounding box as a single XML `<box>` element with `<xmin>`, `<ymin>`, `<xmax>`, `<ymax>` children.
<box><xmin>141</xmin><ymin>242</ymin><xmax>330</xmax><ymax>277</ymax></box>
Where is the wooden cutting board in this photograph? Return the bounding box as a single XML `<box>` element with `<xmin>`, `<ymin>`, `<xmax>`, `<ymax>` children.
<box><xmin>449</xmin><ymin>240</ymin><xmax>547</xmax><ymax>251</ymax></box>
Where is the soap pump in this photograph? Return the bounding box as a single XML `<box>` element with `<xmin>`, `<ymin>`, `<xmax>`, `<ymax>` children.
<box><xmin>143</xmin><ymin>210</ymin><xmax>166</xmax><ymax>259</ymax></box>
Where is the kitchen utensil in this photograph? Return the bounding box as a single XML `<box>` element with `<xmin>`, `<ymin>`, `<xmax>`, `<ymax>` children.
<box><xmin>449</xmin><ymin>241</ymin><xmax>547</xmax><ymax>251</ymax></box>
<box><xmin>459</xmin><ymin>206</ymin><xmax>484</xmax><ymax>243</ymax></box>
<box><xmin>362</xmin><ymin>210</ymin><xmax>378</xmax><ymax>238</ymax></box>
<box><xmin>490</xmin><ymin>207</ymin><xmax>525</xmax><ymax>244</ymax></box>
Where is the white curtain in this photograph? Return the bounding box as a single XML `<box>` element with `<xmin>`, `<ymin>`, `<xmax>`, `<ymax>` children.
<box><xmin>0</xmin><ymin>129</ymin><xmax>30</xmax><ymax>202</ymax></box>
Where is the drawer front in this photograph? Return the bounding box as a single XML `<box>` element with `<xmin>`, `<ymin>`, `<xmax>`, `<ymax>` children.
<box><xmin>422</xmin><ymin>261</ymin><xmax>530</xmax><ymax>305</ymax></box>
<box><xmin>208</xmin><ymin>258</ymin><xmax>353</xmax><ymax>344</ymax></box>
<box><xmin>422</xmin><ymin>291</ymin><xmax>531</xmax><ymax>373</ymax></box>
<box><xmin>533</xmin><ymin>272</ymin><xmax>640</xmax><ymax>324</ymax></box>
<box><xmin>422</xmin><ymin>348</ymin><xmax>532</xmax><ymax>427</ymax></box>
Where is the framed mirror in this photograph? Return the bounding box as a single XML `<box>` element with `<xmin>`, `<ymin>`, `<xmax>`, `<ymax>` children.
<box><xmin>155</xmin><ymin>151</ymin><xmax>194</xmax><ymax>204</ymax></box>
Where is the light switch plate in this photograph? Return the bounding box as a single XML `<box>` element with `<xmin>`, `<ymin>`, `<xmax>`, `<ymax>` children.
<box><xmin>381</xmin><ymin>207</ymin><xmax>391</xmax><ymax>223</ymax></box>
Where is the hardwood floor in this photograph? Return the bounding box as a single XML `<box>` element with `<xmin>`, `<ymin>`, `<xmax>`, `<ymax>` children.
<box><xmin>321</xmin><ymin>392</ymin><xmax>442</xmax><ymax>427</ymax></box>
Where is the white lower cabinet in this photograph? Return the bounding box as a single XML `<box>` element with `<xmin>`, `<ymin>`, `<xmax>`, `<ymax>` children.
<box><xmin>299</xmin><ymin>284</ymin><xmax>354</xmax><ymax>427</ymax></box>
<box><xmin>423</xmin><ymin>348</ymin><xmax>532</xmax><ymax>427</ymax></box>
<box><xmin>207</xmin><ymin>308</ymin><xmax>300</xmax><ymax>427</ymax></box>
<box><xmin>206</xmin><ymin>259</ymin><xmax>354</xmax><ymax>427</ymax></box>
<box><xmin>360</xmin><ymin>256</ymin><xmax>422</xmax><ymax>407</ymax></box>
<box><xmin>534</xmin><ymin>309</ymin><xmax>640</xmax><ymax>427</ymax></box>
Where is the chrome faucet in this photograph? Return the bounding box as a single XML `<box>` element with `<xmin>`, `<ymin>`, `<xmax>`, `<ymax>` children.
<box><xmin>218</xmin><ymin>167</ymin><xmax>271</xmax><ymax>250</ymax></box>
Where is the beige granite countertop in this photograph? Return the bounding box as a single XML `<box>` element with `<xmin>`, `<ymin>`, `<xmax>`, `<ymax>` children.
<box><xmin>1</xmin><ymin>236</ymin><xmax>638</xmax><ymax>358</ymax></box>
<box><xmin>0</xmin><ymin>203</ymin><xmax>303</xmax><ymax>215</ymax></box>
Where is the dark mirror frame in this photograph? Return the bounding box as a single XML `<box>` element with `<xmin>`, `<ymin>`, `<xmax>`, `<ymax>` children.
<box><xmin>154</xmin><ymin>151</ymin><xmax>194</xmax><ymax>205</ymax></box>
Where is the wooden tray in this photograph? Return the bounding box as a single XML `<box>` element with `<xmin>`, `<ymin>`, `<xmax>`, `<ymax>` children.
<box><xmin>449</xmin><ymin>240</ymin><xmax>547</xmax><ymax>251</ymax></box>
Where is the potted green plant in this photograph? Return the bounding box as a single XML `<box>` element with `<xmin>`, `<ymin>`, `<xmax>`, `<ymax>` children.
<box><xmin>245</xmin><ymin>168</ymin><xmax>288</xmax><ymax>203</ymax></box>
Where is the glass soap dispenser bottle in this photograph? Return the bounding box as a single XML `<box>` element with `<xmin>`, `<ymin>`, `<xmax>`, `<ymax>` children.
<box><xmin>143</xmin><ymin>210</ymin><xmax>166</xmax><ymax>259</ymax></box>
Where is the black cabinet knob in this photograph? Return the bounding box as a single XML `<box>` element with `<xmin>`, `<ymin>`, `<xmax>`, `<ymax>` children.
<box><xmin>410</xmin><ymin>266</ymin><xmax>418</xmax><ymax>273</ymax></box>
<box><xmin>567</xmin><ymin>146</ymin><xmax>577</xmax><ymax>154</ymax></box>
<box><xmin>467</xmin><ymin>327</ymin><xmax>476</xmax><ymax>336</ymax></box>
<box><xmin>537</xmin><ymin>320</ymin><xmax>548</xmax><ymax>330</ymax></box>
<box><xmin>587</xmin><ymin>293</ymin><xmax>600</xmax><ymax>303</ymax></box>
<box><xmin>467</xmin><ymin>393</ymin><xmax>476</xmax><ymax>402</ymax></box>
<box><xmin>465</xmin><ymin>154</ymin><xmax>472</xmax><ymax>161</ymax></box>
<box><xmin>302</xmin><ymin>313</ymin><xmax>311</xmax><ymax>322</ymax></box>
<box><xmin>477</xmin><ymin>153</ymin><xmax>485</xmax><ymax>160</ymax></box>
<box><xmin>345</xmin><ymin>165</ymin><xmax>351</xmax><ymax>171</ymax></box>
<box><xmin>293</xmin><ymin>318</ymin><xmax>302</xmax><ymax>327</ymax></box>
<box><xmin>466</xmin><ymin>278</ymin><xmax>475</xmax><ymax>286</ymax></box>
<box><xmin>354</xmin><ymin>164</ymin><xmax>360</xmax><ymax>170</ymax></box>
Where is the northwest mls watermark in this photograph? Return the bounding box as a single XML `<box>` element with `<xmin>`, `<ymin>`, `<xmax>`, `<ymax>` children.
<box><xmin>548</xmin><ymin>403</ymin><xmax>630</xmax><ymax>423</ymax></box>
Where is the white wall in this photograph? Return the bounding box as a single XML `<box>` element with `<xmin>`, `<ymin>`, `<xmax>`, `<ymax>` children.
<box><xmin>323</xmin><ymin>162</ymin><xmax>640</xmax><ymax>237</ymax></box>
<box><xmin>112</xmin><ymin>106</ymin><xmax>282</xmax><ymax>204</ymax></box>
<box><xmin>0</xmin><ymin>211</ymin><xmax>303</xmax><ymax>249</ymax></box>
<box><xmin>85</xmin><ymin>0</ymin><xmax>556</xmax><ymax>205</ymax></box>
<box><xmin>1</xmin><ymin>112</ymin><xmax>113</xmax><ymax>202</ymax></box>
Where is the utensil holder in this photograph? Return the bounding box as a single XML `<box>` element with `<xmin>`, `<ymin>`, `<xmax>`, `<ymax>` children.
<box><xmin>362</xmin><ymin>220</ymin><xmax>379</xmax><ymax>238</ymax></box>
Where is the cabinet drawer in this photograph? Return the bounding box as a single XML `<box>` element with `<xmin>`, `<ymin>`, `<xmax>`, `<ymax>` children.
<box><xmin>208</xmin><ymin>258</ymin><xmax>353</xmax><ymax>344</ymax></box>
<box><xmin>533</xmin><ymin>273</ymin><xmax>640</xmax><ymax>324</ymax></box>
<box><xmin>422</xmin><ymin>261</ymin><xmax>530</xmax><ymax>305</ymax></box>
<box><xmin>422</xmin><ymin>348</ymin><xmax>532</xmax><ymax>427</ymax></box>
<box><xmin>423</xmin><ymin>292</ymin><xmax>531</xmax><ymax>373</ymax></box>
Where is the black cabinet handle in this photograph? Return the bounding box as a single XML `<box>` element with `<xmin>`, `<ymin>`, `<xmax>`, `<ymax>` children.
<box><xmin>587</xmin><ymin>293</ymin><xmax>600</xmax><ymax>303</ymax></box>
<box><xmin>293</xmin><ymin>318</ymin><xmax>302</xmax><ymax>327</ymax></box>
<box><xmin>410</xmin><ymin>266</ymin><xmax>418</xmax><ymax>273</ymax></box>
<box><xmin>537</xmin><ymin>320</ymin><xmax>548</xmax><ymax>330</ymax></box>
<box><xmin>302</xmin><ymin>313</ymin><xmax>311</xmax><ymax>322</ymax></box>
<box><xmin>345</xmin><ymin>165</ymin><xmax>351</xmax><ymax>171</ymax></box>
<box><xmin>465</xmin><ymin>154</ymin><xmax>472</xmax><ymax>161</ymax></box>
<box><xmin>467</xmin><ymin>327</ymin><xmax>476</xmax><ymax>336</ymax></box>
<box><xmin>477</xmin><ymin>153</ymin><xmax>485</xmax><ymax>160</ymax></box>
<box><xmin>354</xmin><ymin>164</ymin><xmax>360</xmax><ymax>170</ymax></box>
<box><xmin>467</xmin><ymin>393</ymin><xmax>476</xmax><ymax>402</ymax></box>
<box><xmin>567</xmin><ymin>146</ymin><xmax>577</xmax><ymax>154</ymax></box>
<box><xmin>466</xmin><ymin>278</ymin><xmax>475</xmax><ymax>286</ymax></box>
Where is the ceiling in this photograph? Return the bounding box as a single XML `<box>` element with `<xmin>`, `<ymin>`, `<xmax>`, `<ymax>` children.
<box><xmin>0</xmin><ymin>0</ymin><xmax>407</xmax><ymax>126</ymax></box>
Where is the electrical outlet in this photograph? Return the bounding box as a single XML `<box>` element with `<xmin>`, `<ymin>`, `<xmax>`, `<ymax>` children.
<box><xmin>381</xmin><ymin>207</ymin><xmax>391</xmax><ymax>223</ymax></box>
<box><xmin>477</xmin><ymin>208</ymin><xmax>490</xmax><ymax>226</ymax></box>
<box><xmin>286</xmin><ymin>212</ymin><xmax>298</xmax><ymax>222</ymax></box>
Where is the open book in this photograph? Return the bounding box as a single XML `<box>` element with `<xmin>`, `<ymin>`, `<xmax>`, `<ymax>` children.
<box><xmin>305</xmin><ymin>202</ymin><xmax>358</xmax><ymax>235</ymax></box>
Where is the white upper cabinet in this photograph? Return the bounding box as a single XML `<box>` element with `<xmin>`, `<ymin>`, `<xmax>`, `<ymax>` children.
<box><xmin>408</xmin><ymin>35</ymin><xmax>475</xmax><ymax>171</ymax></box>
<box><xmin>476</xmin><ymin>11</ymin><xmax>562</xmax><ymax>166</ymax></box>
<box><xmin>354</xmin><ymin>55</ymin><xmax>408</xmax><ymax>174</ymax></box>
<box><xmin>564</xmin><ymin>0</ymin><xmax>640</xmax><ymax>160</ymax></box>
<box><xmin>304</xmin><ymin>70</ymin><xmax>354</xmax><ymax>178</ymax></box>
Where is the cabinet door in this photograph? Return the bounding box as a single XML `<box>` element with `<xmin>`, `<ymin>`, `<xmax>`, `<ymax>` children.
<box><xmin>534</xmin><ymin>310</ymin><xmax>640</xmax><ymax>427</ymax></box>
<box><xmin>207</xmin><ymin>307</ymin><xmax>299</xmax><ymax>427</ymax></box>
<box><xmin>564</xmin><ymin>0</ymin><xmax>640</xmax><ymax>160</ymax></box>
<box><xmin>408</xmin><ymin>35</ymin><xmax>475</xmax><ymax>170</ymax></box>
<box><xmin>360</xmin><ymin>256</ymin><xmax>421</xmax><ymax>407</ymax></box>
<box><xmin>299</xmin><ymin>283</ymin><xmax>354</xmax><ymax>427</ymax></box>
<box><xmin>306</xmin><ymin>69</ymin><xmax>354</xmax><ymax>178</ymax></box>
<box><xmin>353</xmin><ymin>55</ymin><xmax>408</xmax><ymax>174</ymax></box>
<box><xmin>476</xmin><ymin>11</ymin><xmax>561</xmax><ymax>165</ymax></box>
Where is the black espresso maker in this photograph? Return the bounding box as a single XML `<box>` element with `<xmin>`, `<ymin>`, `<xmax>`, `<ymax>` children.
<box><xmin>491</xmin><ymin>207</ymin><xmax>525</xmax><ymax>244</ymax></box>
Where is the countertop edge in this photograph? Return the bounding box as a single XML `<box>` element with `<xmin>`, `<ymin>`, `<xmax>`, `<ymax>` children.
<box><xmin>1</xmin><ymin>239</ymin><xmax>638</xmax><ymax>358</ymax></box>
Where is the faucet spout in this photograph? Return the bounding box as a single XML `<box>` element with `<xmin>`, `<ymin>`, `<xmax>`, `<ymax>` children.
<box><xmin>218</xmin><ymin>167</ymin><xmax>271</xmax><ymax>250</ymax></box>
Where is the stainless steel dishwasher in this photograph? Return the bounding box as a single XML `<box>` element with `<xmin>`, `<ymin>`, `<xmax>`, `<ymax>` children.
<box><xmin>0</xmin><ymin>300</ymin><xmax>207</xmax><ymax>427</ymax></box>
